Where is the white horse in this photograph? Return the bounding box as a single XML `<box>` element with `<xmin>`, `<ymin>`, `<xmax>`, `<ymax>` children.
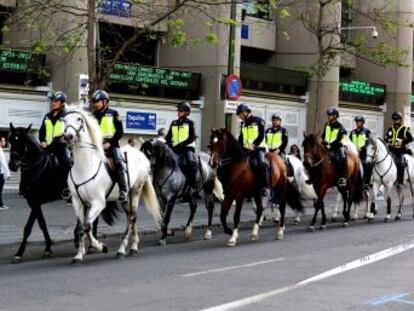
<box><xmin>366</xmin><ymin>137</ymin><xmax>414</xmax><ymax>221</ymax></box>
<box><xmin>63</xmin><ymin>108</ymin><xmax>162</xmax><ymax>264</ymax></box>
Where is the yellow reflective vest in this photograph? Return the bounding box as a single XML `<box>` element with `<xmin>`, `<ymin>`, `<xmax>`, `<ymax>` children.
<box><xmin>390</xmin><ymin>125</ymin><xmax>409</xmax><ymax>148</ymax></box>
<box><xmin>171</xmin><ymin>123</ymin><xmax>195</xmax><ymax>148</ymax></box>
<box><xmin>44</xmin><ymin>118</ymin><xmax>64</xmax><ymax>144</ymax></box>
<box><xmin>100</xmin><ymin>115</ymin><xmax>116</xmax><ymax>139</ymax></box>
<box><xmin>351</xmin><ymin>128</ymin><xmax>370</xmax><ymax>151</ymax></box>
<box><xmin>241</xmin><ymin>124</ymin><xmax>266</xmax><ymax>148</ymax></box>
<box><xmin>324</xmin><ymin>123</ymin><xmax>346</xmax><ymax>145</ymax></box>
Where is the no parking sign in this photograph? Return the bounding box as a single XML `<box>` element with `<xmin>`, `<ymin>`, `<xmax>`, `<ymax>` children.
<box><xmin>225</xmin><ymin>74</ymin><xmax>243</xmax><ymax>100</ymax></box>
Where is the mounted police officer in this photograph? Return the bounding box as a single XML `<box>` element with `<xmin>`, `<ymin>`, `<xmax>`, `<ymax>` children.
<box><xmin>236</xmin><ymin>104</ymin><xmax>268</xmax><ymax>196</ymax></box>
<box><xmin>350</xmin><ymin>116</ymin><xmax>372</xmax><ymax>189</ymax></box>
<box><xmin>265</xmin><ymin>114</ymin><xmax>288</xmax><ymax>155</ymax></box>
<box><xmin>91</xmin><ymin>90</ymin><xmax>128</xmax><ymax>202</ymax></box>
<box><xmin>39</xmin><ymin>91</ymin><xmax>71</xmax><ymax>198</ymax></box>
<box><xmin>384</xmin><ymin>111</ymin><xmax>413</xmax><ymax>190</ymax></box>
<box><xmin>166</xmin><ymin>102</ymin><xmax>197</xmax><ymax>190</ymax></box>
<box><xmin>322</xmin><ymin>107</ymin><xmax>347</xmax><ymax>188</ymax></box>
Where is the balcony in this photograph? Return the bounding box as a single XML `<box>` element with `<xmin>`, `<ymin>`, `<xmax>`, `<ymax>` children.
<box><xmin>240</xmin><ymin>63</ymin><xmax>308</xmax><ymax>96</ymax></box>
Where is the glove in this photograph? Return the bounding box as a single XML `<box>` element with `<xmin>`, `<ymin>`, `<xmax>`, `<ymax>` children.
<box><xmin>326</xmin><ymin>144</ymin><xmax>331</xmax><ymax>150</ymax></box>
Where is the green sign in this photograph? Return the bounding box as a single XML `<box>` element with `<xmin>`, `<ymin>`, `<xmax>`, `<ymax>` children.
<box><xmin>109</xmin><ymin>63</ymin><xmax>200</xmax><ymax>91</ymax></box>
<box><xmin>411</xmin><ymin>94</ymin><xmax>414</xmax><ymax>103</ymax></box>
<box><xmin>339</xmin><ymin>80</ymin><xmax>385</xmax><ymax>96</ymax></box>
<box><xmin>0</xmin><ymin>49</ymin><xmax>44</xmax><ymax>73</ymax></box>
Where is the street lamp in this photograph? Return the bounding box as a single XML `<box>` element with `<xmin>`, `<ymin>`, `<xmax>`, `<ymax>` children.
<box><xmin>340</xmin><ymin>26</ymin><xmax>378</xmax><ymax>39</ymax></box>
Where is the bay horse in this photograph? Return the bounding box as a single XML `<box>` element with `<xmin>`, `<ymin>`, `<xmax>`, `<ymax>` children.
<box><xmin>140</xmin><ymin>140</ymin><xmax>224</xmax><ymax>245</ymax></box>
<box><xmin>302</xmin><ymin>133</ymin><xmax>364</xmax><ymax>230</ymax></box>
<box><xmin>208</xmin><ymin>128</ymin><xmax>303</xmax><ymax>246</ymax></box>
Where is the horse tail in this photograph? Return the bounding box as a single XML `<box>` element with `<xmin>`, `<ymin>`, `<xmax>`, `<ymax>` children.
<box><xmin>352</xmin><ymin>166</ymin><xmax>364</xmax><ymax>204</ymax></box>
<box><xmin>142</xmin><ymin>176</ymin><xmax>162</xmax><ymax>229</ymax></box>
<box><xmin>213</xmin><ymin>177</ymin><xmax>224</xmax><ymax>203</ymax></box>
<box><xmin>101</xmin><ymin>201</ymin><xmax>120</xmax><ymax>226</ymax></box>
<box><xmin>286</xmin><ymin>180</ymin><xmax>304</xmax><ymax>213</ymax></box>
<box><xmin>288</xmin><ymin>155</ymin><xmax>317</xmax><ymax>200</ymax></box>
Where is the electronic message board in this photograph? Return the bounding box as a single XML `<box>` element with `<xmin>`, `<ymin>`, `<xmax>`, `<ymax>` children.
<box><xmin>339</xmin><ymin>80</ymin><xmax>385</xmax><ymax>105</ymax></box>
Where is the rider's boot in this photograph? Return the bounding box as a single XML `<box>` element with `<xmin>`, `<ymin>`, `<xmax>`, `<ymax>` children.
<box><xmin>117</xmin><ymin>169</ymin><xmax>128</xmax><ymax>203</ymax></box>
<box><xmin>337</xmin><ymin>160</ymin><xmax>347</xmax><ymax>188</ymax></box>
<box><xmin>396</xmin><ymin>163</ymin><xmax>404</xmax><ymax>191</ymax></box>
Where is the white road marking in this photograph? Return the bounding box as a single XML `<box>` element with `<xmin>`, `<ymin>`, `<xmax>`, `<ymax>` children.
<box><xmin>182</xmin><ymin>258</ymin><xmax>284</xmax><ymax>277</ymax></box>
<box><xmin>201</xmin><ymin>240</ymin><xmax>414</xmax><ymax>311</ymax></box>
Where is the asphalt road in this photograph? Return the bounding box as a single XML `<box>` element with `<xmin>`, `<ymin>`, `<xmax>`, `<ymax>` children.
<box><xmin>1</xmin><ymin>199</ymin><xmax>414</xmax><ymax>311</ymax></box>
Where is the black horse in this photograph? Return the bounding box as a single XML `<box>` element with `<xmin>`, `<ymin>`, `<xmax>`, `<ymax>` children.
<box><xmin>8</xmin><ymin>123</ymin><xmax>67</xmax><ymax>262</ymax></box>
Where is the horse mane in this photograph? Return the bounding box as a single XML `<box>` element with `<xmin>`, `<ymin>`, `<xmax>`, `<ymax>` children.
<box><xmin>218</xmin><ymin>128</ymin><xmax>244</xmax><ymax>159</ymax></box>
<box><xmin>153</xmin><ymin>140</ymin><xmax>179</xmax><ymax>168</ymax></box>
<box><xmin>65</xmin><ymin>106</ymin><xmax>105</xmax><ymax>159</ymax></box>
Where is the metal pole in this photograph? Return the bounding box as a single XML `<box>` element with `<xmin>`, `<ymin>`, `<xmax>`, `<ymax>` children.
<box><xmin>227</xmin><ymin>0</ymin><xmax>237</xmax><ymax>76</ymax></box>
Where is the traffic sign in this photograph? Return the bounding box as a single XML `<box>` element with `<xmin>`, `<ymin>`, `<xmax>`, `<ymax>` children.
<box><xmin>225</xmin><ymin>74</ymin><xmax>243</xmax><ymax>100</ymax></box>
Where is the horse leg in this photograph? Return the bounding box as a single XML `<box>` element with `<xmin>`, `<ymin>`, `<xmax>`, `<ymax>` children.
<box><xmin>92</xmin><ymin>218</ymin><xmax>99</xmax><ymax>239</ymax></box>
<box><xmin>251</xmin><ymin>194</ymin><xmax>263</xmax><ymax>241</ymax></box>
<box><xmin>14</xmin><ymin>209</ymin><xmax>37</xmax><ymax>262</ymax></box>
<box><xmin>220</xmin><ymin>196</ymin><xmax>234</xmax><ymax>236</ymax></box>
<box><xmin>184</xmin><ymin>195</ymin><xmax>197</xmax><ymax>240</ymax></box>
<box><xmin>338</xmin><ymin>187</ymin><xmax>349</xmax><ymax>227</ymax></box>
<box><xmin>276</xmin><ymin>200</ymin><xmax>286</xmax><ymax>240</ymax></box>
<box><xmin>204</xmin><ymin>194</ymin><xmax>215</xmax><ymax>240</ymax></box>
<box><xmin>384</xmin><ymin>185</ymin><xmax>392</xmax><ymax>222</ymax></box>
<box><xmin>129</xmin><ymin>192</ymin><xmax>140</xmax><ymax>256</ymax></box>
<box><xmin>74</xmin><ymin>221</ymin><xmax>81</xmax><ymax>248</ymax></box>
<box><xmin>35</xmin><ymin>205</ymin><xmax>53</xmax><ymax>258</ymax></box>
<box><xmin>118</xmin><ymin>193</ymin><xmax>139</xmax><ymax>257</ymax></box>
<box><xmin>227</xmin><ymin>198</ymin><xmax>242</xmax><ymax>247</ymax></box>
<box><xmin>309</xmin><ymin>199</ymin><xmax>320</xmax><ymax>232</ymax></box>
<box><xmin>332</xmin><ymin>193</ymin><xmax>341</xmax><ymax>222</ymax></box>
<box><xmin>72</xmin><ymin>197</ymin><xmax>87</xmax><ymax>264</ymax></box>
<box><xmin>159</xmin><ymin>197</ymin><xmax>176</xmax><ymax>246</ymax></box>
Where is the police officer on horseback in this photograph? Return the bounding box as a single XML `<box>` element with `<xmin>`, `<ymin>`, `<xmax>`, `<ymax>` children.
<box><xmin>236</xmin><ymin>104</ymin><xmax>268</xmax><ymax>196</ymax></box>
<box><xmin>39</xmin><ymin>91</ymin><xmax>71</xmax><ymax>198</ymax></box>
<box><xmin>166</xmin><ymin>102</ymin><xmax>197</xmax><ymax>190</ymax></box>
<box><xmin>350</xmin><ymin>115</ymin><xmax>372</xmax><ymax>189</ymax></box>
<box><xmin>265</xmin><ymin>114</ymin><xmax>288</xmax><ymax>155</ymax></box>
<box><xmin>384</xmin><ymin>111</ymin><xmax>413</xmax><ymax>190</ymax></box>
<box><xmin>91</xmin><ymin>90</ymin><xmax>128</xmax><ymax>202</ymax></box>
<box><xmin>322</xmin><ymin>107</ymin><xmax>347</xmax><ymax>188</ymax></box>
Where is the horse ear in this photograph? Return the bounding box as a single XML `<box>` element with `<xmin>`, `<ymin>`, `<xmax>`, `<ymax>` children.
<box><xmin>303</xmin><ymin>131</ymin><xmax>307</xmax><ymax>138</ymax></box>
<box><xmin>26</xmin><ymin>123</ymin><xmax>32</xmax><ymax>133</ymax></box>
<box><xmin>10</xmin><ymin>122</ymin><xmax>15</xmax><ymax>131</ymax></box>
<box><xmin>211</xmin><ymin>128</ymin><xmax>216</xmax><ymax>133</ymax></box>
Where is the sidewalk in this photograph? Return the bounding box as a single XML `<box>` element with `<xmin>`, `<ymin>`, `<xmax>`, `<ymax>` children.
<box><xmin>0</xmin><ymin>189</ymin><xmax>399</xmax><ymax>246</ymax></box>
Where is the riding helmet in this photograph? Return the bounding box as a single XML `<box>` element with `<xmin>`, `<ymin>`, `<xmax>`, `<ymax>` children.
<box><xmin>354</xmin><ymin>115</ymin><xmax>365</xmax><ymax>122</ymax></box>
<box><xmin>92</xmin><ymin>90</ymin><xmax>110</xmax><ymax>102</ymax></box>
<box><xmin>326</xmin><ymin>107</ymin><xmax>339</xmax><ymax>117</ymax></box>
<box><xmin>176</xmin><ymin>102</ymin><xmax>191</xmax><ymax>112</ymax></box>
<box><xmin>271</xmin><ymin>114</ymin><xmax>281</xmax><ymax>121</ymax></box>
<box><xmin>236</xmin><ymin>103</ymin><xmax>251</xmax><ymax>115</ymax></box>
<box><xmin>392</xmin><ymin>111</ymin><xmax>403</xmax><ymax>120</ymax></box>
<box><xmin>49</xmin><ymin>91</ymin><xmax>67</xmax><ymax>103</ymax></box>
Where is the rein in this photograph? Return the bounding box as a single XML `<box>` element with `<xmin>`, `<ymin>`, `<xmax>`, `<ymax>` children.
<box><xmin>368</xmin><ymin>139</ymin><xmax>393</xmax><ymax>181</ymax></box>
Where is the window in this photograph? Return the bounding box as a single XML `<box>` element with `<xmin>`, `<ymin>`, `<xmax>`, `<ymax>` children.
<box><xmin>241</xmin><ymin>46</ymin><xmax>275</xmax><ymax>64</ymax></box>
<box><xmin>242</xmin><ymin>0</ymin><xmax>273</xmax><ymax>20</ymax></box>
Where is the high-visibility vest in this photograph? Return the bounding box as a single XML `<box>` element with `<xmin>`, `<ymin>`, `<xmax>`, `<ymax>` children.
<box><xmin>100</xmin><ymin>115</ymin><xmax>116</xmax><ymax>139</ymax></box>
<box><xmin>324</xmin><ymin>124</ymin><xmax>345</xmax><ymax>144</ymax></box>
<box><xmin>391</xmin><ymin>125</ymin><xmax>409</xmax><ymax>148</ymax></box>
<box><xmin>44</xmin><ymin>118</ymin><xmax>64</xmax><ymax>144</ymax></box>
<box><xmin>351</xmin><ymin>131</ymin><xmax>368</xmax><ymax>151</ymax></box>
<box><xmin>171</xmin><ymin>123</ymin><xmax>196</xmax><ymax>148</ymax></box>
<box><xmin>241</xmin><ymin>124</ymin><xmax>266</xmax><ymax>148</ymax></box>
<box><xmin>266</xmin><ymin>131</ymin><xmax>282</xmax><ymax>150</ymax></box>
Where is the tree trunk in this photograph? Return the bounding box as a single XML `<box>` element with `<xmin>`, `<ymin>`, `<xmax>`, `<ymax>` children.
<box><xmin>87</xmin><ymin>0</ymin><xmax>97</xmax><ymax>93</ymax></box>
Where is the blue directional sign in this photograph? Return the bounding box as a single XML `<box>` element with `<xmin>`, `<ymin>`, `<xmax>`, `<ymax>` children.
<box><xmin>126</xmin><ymin>112</ymin><xmax>157</xmax><ymax>130</ymax></box>
<box><xmin>98</xmin><ymin>0</ymin><xmax>132</xmax><ymax>18</ymax></box>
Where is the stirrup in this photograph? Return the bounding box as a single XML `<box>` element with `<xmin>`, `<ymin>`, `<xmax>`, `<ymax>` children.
<box><xmin>396</xmin><ymin>183</ymin><xmax>404</xmax><ymax>191</ymax></box>
<box><xmin>61</xmin><ymin>188</ymin><xmax>71</xmax><ymax>200</ymax></box>
<box><xmin>338</xmin><ymin>178</ymin><xmax>346</xmax><ymax>188</ymax></box>
<box><xmin>260</xmin><ymin>188</ymin><xmax>269</xmax><ymax>197</ymax></box>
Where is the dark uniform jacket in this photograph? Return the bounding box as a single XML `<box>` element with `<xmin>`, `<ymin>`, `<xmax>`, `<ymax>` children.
<box><xmin>238</xmin><ymin>115</ymin><xmax>265</xmax><ymax>149</ymax></box>
<box><xmin>265</xmin><ymin>126</ymin><xmax>288</xmax><ymax>153</ymax></box>
<box><xmin>166</xmin><ymin>117</ymin><xmax>196</xmax><ymax>152</ymax></box>
<box><xmin>93</xmin><ymin>107</ymin><xmax>123</xmax><ymax>148</ymax></box>
<box><xmin>39</xmin><ymin>108</ymin><xmax>66</xmax><ymax>144</ymax></box>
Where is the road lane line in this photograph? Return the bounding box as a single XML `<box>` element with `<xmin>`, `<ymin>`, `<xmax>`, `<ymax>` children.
<box><xmin>182</xmin><ymin>258</ymin><xmax>284</xmax><ymax>277</ymax></box>
<box><xmin>201</xmin><ymin>240</ymin><xmax>414</xmax><ymax>311</ymax></box>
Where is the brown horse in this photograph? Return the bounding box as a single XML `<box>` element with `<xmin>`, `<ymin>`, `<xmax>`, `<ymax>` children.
<box><xmin>302</xmin><ymin>133</ymin><xmax>364</xmax><ymax>230</ymax></box>
<box><xmin>208</xmin><ymin>128</ymin><xmax>303</xmax><ymax>246</ymax></box>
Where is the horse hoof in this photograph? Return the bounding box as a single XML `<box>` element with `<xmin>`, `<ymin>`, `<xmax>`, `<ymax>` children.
<box><xmin>293</xmin><ymin>220</ymin><xmax>300</xmax><ymax>225</ymax></box>
<box><xmin>251</xmin><ymin>234</ymin><xmax>259</xmax><ymax>241</ymax></box>
<box><xmin>102</xmin><ymin>245</ymin><xmax>108</xmax><ymax>254</ymax></box>
<box><xmin>129</xmin><ymin>249</ymin><xmax>138</xmax><ymax>257</ymax></box>
<box><xmin>116</xmin><ymin>252</ymin><xmax>125</xmax><ymax>259</ymax></box>
<box><xmin>42</xmin><ymin>251</ymin><xmax>53</xmax><ymax>259</ymax></box>
<box><xmin>276</xmin><ymin>233</ymin><xmax>284</xmax><ymax>240</ymax></box>
<box><xmin>227</xmin><ymin>240</ymin><xmax>236</xmax><ymax>247</ymax></box>
<box><xmin>343</xmin><ymin>222</ymin><xmax>349</xmax><ymax>228</ymax></box>
<box><xmin>167</xmin><ymin>230</ymin><xmax>174</xmax><ymax>237</ymax></box>
<box><xmin>184</xmin><ymin>231</ymin><xmax>192</xmax><ymax>240</ymax></box>
<box><xmin>395</xmin><ymin>215</ymin><xmax>402</xmax><ymax>221</ymax></box>
<box><xmin>71</xmin><ymin>259</ymin><xmax>82</xmax><ymax>265</ymax></box>
<box><xmin>308</xmin><ymin>226</ymin><xmax>315</xmax><ymax>232</ymax></box>
<box><xmin>13</xmin><ymin>256</ymin><xmax>22</xmax><ymax>264</ymax></box>
<box><xmin>159</xmin><ymin>239</ymin><xmax>167</xmax><ymax>246</ymax></box>
<box><xmin>368</xmin><ymin>217</ymin><xmax>374</xmax><ymax>223</ymax></box>
<box><xmin>273</xmin><ymin>219</ymin><xmax>280</xmax><ymax>225</ymax></box>
<box><xmin>384</xmin><ymin>218</ymin><xmax>389</xmax><ymax>223</ymax></box>
<box><xmin>319</xmin><ymin>225</ymin><xmax>327</xmax><ymax>230</ymax></box>
<box><xmin>204</xmin><ymin>231</ymin><xmax>213</xmax><ymax>240</ymax></box>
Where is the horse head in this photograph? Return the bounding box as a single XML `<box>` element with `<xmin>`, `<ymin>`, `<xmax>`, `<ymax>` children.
<box><xmin>140</xmin><ymin>139</ymin><xmax>154</xmax><ymax>160</ymax></box>
<box><xmin>302</xmin><ymin>132</ymin><xmax>324</xmax><ymax>167</ymax></box>
<box><xmin>365</xmin><ymin>137</ymin><xmax>376</xmax><ymax>164</ymax></box>
<box><xmin>208</xmin><ymin>128</ymin><xmax>229</xmax><ymax>168</ymax></box>
<box><xmin>8</xmin><ymin>123</ymin><xmax>32</xmax><ymax>172</ymax></box>
<box><xmin>63</xmin><ymin>110</ymin><xmax>85</xmax><ymax>148</ymax></box>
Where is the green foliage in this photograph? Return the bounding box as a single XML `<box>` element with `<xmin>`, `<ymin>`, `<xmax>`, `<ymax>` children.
<box><xmin>32</xmin><ymin>39</ymin><xmax>45</xmax><ymax>52</ymax></box>
<box><xmin>170</xmin><ymin>30</ymin><xmax>186</xmax><ymax>47</ymax></box>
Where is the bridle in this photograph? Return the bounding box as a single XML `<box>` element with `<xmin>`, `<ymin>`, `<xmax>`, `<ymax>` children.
<box><xmin>366</xmin><ymin>138</ymin><xmax>393</xmax><ymax>181</ymax></box>
<box><xmin>64</xmin><ymin>110</ymin><xmax>98</xmax><ymax>149</ymax></box>
<box><xmin>305</xmin><ymin>141</ymin><xmax>329</xmax><ymax>168</ymax></box>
